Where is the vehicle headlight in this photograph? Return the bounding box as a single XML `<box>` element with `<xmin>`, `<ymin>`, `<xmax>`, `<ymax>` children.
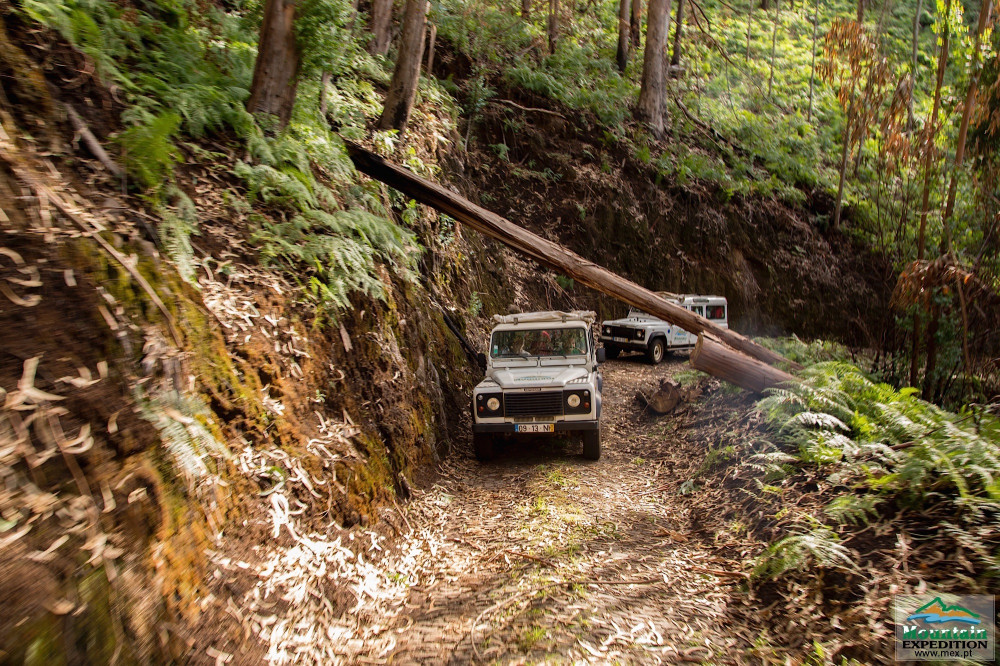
<box><xmin>603</xmin><ymin>326</ymin><xmax>611</xmax><ymax>334</ymax></box>
<box><xmin>635</xmin><ymin>329</ymin><xmax>645</xmax><ymax>339</ymax></box>
<box><xmin>487</xmin><ymin>397</ymin><xmax>500</xmax><ymax>411</ymax></box>
<box><xmin>567</xmin><ymin>394</ymin><xmax>581</xmax><ymax>408</ymax></box>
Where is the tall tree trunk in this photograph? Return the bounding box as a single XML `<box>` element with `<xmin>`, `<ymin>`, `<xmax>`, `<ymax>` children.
<box><xmin>910</xmin><ymin>0</ymin><xmax>951</xmax><ymax>389</ymax></box>
<box><xmin>767</xmin><ymin>0</ymin><xmax>778</xmax><ymax>97</ymax></box>
<box><xmin>833</xmin><ymin>79</ymin><xmax>857</xmax><ymax>230</ymax></box>
<box><xmin>806</xmin><ymin>0</ymin><xmax>819</xmax><ymax>121</ymax></box>
<box><xmin>617</xmin><ymin>0</ymin><xmax>632</xmax><ymax>71</ymax></box>
<box><xmin>522</xmin><ymin>0</ymin><xmax>531</xmax><ymax>18</ymax></box>
<box><xmin>940</xmin><ymin>0</ymin><xmax>993</xmax><ymax>255</ymax></box>
<box><xmin>631</xmin><ymin>0</ymin><xmax>643</xmax><ymax>51</ymax></box>
<box><xmin>369</xmin><ymin>0</ymin><xmax>394</xmax><ymax>56</ymax></box>
<box><xmin>636</xmin><ymin>0</ymin><xmax>671</xmax><ymax>136</ymax></box>
<box><xmin>425</xmin><ymin>22</ymin><xmax>437</xmax><ymax>74</ymax></box>
<box><xmin>670</xmin><ymin>0</ymin><xmax>684</xmax><ymax>68</ymax></box>
<box><xmin>548</xmin><ymin>0</ymin><xmax>560</xmax><ymax>53</ymax></box>
<box><xmin>857</xmin><ymin>0</ymin><xmax>864</xmax><ymax>22</ymax></box>
<box><xmin>916</xmin><ymin>0</ymin><xmax>950</xmax><ymax>260</ymax></box>
<box><xmin>247</xmin><ymin>0</ymin><xmax>300</xmax><ymax>129</ymax></box>
<box><xmin>746</xmin><ymin>0</ymin><xmax>753</xmax><ymax>58</ymax></box>
<box><xmin>377</xmin><ymin>0</ymin><xmax>428</xmax><ymax>133</ymax></box>
<box><xmin>907</xmin><ymin>0</ymin><xmax>923</xmax><ymax>129</ymax></box>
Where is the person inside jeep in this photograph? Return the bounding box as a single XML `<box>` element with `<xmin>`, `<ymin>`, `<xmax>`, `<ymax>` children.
<box><xmin>554</xmin><ymin>329</ymin><xmax>586</xmax><ymax>355</ymax></box>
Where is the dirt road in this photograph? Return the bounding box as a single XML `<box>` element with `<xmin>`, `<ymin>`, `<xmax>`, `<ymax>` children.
<box><xmin>214</xmin><ymin>356</ymin><xmax>766</xmax><ymax>664</ymax></box>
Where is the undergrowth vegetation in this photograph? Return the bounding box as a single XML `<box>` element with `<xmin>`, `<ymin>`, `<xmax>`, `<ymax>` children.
<box><xmin>22</xmin><ymin>0</ymin><xmax>442</xmax><ymax>312</ymax></box>
<box><xmin>751</xmin><ymin>361</ymin><xmax>1000</xmax><ymax>584</ymax></box>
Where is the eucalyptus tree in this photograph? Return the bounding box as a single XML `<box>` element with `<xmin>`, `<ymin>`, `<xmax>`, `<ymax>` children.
<box><xmin>636</xmin><ymin>0</ymin><xmax>671</xmax><ymax>135</ymax></box>
<box><xmin>378</xmin><ymin>0</ymin><xmax>429</xmax><ymax>132</ymax></box>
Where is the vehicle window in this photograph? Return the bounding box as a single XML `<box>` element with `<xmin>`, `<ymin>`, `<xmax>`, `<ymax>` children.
<box><xmin>707</xmin><ymin>305</ymin><xmax>726</xmax><ymax>319</ymax></box>
<box><xmin>692</xmin><ymin>306</ymin><xmax>704</xmax><ymax>317</ymax></box>
<box><xmin>491</xmin><ymin>328</ymin><xmax>588</xmax><ymax>357</ymax></box>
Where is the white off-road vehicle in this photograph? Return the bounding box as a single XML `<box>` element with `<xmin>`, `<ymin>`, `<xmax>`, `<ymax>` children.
<box><xmin>472</xmin><ymin>311</ymin><xmax>605</xmax><ymax>461</ymax></box>
<box><xmin>599</xmin><ymin>295</ymin><xmax>728</xmax><ymax>364</ymax></box>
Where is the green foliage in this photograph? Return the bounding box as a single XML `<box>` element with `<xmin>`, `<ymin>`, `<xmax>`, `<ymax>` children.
<box><xmin>140</xmin><ymin>390</ymin><xmax>229</xmax><ymax>481</ymax></box>
<box><xmin>752</xmin><ymin>527</ymin><xmax>856</xmax><ymax>580</ymax></box>
<box><xmin>755</xmin><ymin>361</ymin><xmax>1000</xmax><ymax>576</ymax></box>
<box><xmin>23</xmin><ymin>0</ymin><xmax>426</xmax><ymax>311</ymax></box>
<box><xmin>117</xmin><ymin>111</ymin><xmax>181</xmax><ymax>193</ymax></box>
<box><xmin>157</xmin><ymin>187</ymin><xmax>200</xmax><ymax>284</ymax></box>
<box><xmin>252</xmin><ymin>209</ymin><xmax>417</xmax><ymax>310</ymax></box>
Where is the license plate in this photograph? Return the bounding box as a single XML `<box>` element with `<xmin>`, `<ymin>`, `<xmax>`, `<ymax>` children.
<box><xmin>516</xmin><ymin>424</ymin><xmax>554</xmax><ymax>433</ymax></box>
<box><xmin>613</xmin><ymin>336</ymin><xmax>628</xmax><ymax>343</ymax></box>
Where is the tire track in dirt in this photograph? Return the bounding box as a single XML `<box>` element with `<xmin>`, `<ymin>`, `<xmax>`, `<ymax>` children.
<box><xmin>385</xmin><ymin>356</ymin><xmax>761</xmax><ymax>664</ymax></box>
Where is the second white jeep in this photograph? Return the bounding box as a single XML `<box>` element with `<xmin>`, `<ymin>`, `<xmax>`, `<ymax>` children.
<box><xmin>599</xmin><ymin>294</ymin><xmax>728</xmax><ymax>364</ymax></box>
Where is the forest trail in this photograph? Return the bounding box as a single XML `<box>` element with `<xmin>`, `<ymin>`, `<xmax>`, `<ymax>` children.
<box><xmin>209</xmin><ymin>358</ymin><xmax>766</xmax><ymax>665</ymax></box>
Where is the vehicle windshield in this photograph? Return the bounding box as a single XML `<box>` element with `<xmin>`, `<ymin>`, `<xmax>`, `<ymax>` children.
<box><xmin>491</xmin><ymin>327</ymin><xmax>589</xmax><ymax>358</ymax></box>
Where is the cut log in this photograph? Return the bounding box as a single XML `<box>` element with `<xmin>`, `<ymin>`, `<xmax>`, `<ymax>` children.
<box><xmin>689</xmin><ymin>334</ymin><xmax>795</xmax><ymax>393</ymax></box>
<box><xmin>343</xmin><ymin>140</ymin><xmax>803</xmax><ymax>380</ymax></box>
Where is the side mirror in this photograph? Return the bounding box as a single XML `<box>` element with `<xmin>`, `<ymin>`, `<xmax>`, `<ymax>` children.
<box><xmin>596</xmin><ymin>348</ymin><xmax>606</xmax><ymax>364</ymax></box>
<box><xmin>477</xmin><ymin>352</ymin><xmax>487</xmax><ymax>371</ymax></box>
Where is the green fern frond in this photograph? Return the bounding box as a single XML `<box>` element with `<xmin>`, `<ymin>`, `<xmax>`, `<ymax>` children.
<box><xmin>118</xmin><ymin>110</ymin><xmax>181</xmax><ymax>192</ymax></box>
<box><xmin>752</xmin><ymin>528</ymin><xmax>856</xmax><ymax>581</ymax></box>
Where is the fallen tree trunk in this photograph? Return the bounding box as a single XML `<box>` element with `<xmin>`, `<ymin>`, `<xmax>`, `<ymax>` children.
<box><xmin>690</xmin><ymin>334</ymin><xmax>795</xmax><ymax>393</ymax></box>
<box><xmin>343</xmin><ymin>140</ymin><xmax>802</xmax><ymax>375</ymax></box>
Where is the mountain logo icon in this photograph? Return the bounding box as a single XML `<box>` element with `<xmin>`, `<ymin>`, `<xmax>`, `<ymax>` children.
<box><xmin>907</xmin><ymin>597</ymin><xmax>982</xmax><ymax>625</ymax></box>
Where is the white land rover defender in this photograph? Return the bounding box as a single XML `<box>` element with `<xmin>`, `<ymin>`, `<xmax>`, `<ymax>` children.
<box><xmin>599</xmin><ymin>294</ymin><xmax>728</xmax><ymax>364</ymax></box>
<box><xmin>472</xmin><ymin>311</ymin><xmax>605</xmax><ymax>461</ymax></box>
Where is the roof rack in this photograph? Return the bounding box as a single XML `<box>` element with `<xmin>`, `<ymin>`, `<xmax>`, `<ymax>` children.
<box><xmin>492</xmin><ymin>310</ymin><xmax>596</xmax><ymax>325</ymax></box>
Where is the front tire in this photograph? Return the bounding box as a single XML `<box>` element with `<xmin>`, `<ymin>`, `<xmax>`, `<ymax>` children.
<box><xmin>473</xmin><ymin>432</ymin><xmax>495</xmax><ymax>461</ymax></box>
<box><xmin>582</xmin><ymin>429</ymin><xmax>601</xmax><ymax>460</ymax></box>
<box><xmin>646</xmin><ymin>338</ymin><xmax>666</xmax><ymax>365</ymax></box>
<box><xmin>604</xmin><ymin>345</ymin><xmax>621</xmax><ymax>360</ymax></box>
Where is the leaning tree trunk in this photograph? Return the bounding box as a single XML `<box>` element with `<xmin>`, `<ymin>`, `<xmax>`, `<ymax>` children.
<box><xmin>369</xmin><ymin>0</ymin><xmax>394</xmax><ymax>56</ymax></box>
<box><xmin>630</xmin><ymin>0</ymin><xmax>643</xmax><ymax>51</ymax></box>
<box><xmin>636</xmin><ymin>0</ymin><xmax>671</xmax><ymax>136</ymax></box>
<box><xmin>247</xmin><ymin>0</ymin><xmax>300</xmax><ymax>129</ymax></box>
<box><xmin>377</xmin><ymin>0</ymin><xmax>428</xmax><ymax>132</ymax></box>
<box><xmin>670</xmin><ymin>0</ymin><xmax>684</xmax><ymax>68</ymax></box>
<box><xmin>343</xmin><ymin>140</ymin><xmax>802</xmax><ymax>376</ymax></box>
<box><xmin>616</xmin><ymin>0</ymin><xmax>632</xmax><ymax>72</ymax></box>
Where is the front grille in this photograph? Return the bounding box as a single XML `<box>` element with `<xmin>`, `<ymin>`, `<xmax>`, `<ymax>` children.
<box><xmin>608</xmin><ymin>325</ymin><xmax>638</xmax><ymax>339</ymax></box>
<box><xmin>504</xmin><ymin>391</ymin><xmax>564</xmax><ymax>417</ymax></box>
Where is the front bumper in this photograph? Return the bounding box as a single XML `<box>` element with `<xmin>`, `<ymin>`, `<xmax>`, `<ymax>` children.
<box><xmin>473</xmin><ymin>420</ymin><xmax>600</xmax><ymax>433</ymax></box>
<box><xmin>599</xmin><ymin>336</ymin><xmax>647</xmax><ymax>351</ymax></box>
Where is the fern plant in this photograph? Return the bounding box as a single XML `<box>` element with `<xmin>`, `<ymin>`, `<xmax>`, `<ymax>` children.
<box><xmin>752</xmin><ymin>527</ymin><xmax>857</xmax><ymax>581</ymax></box>
<box><xmin>139</xmin><ymin>390</ymin><xmax>229</xmax><ymax>482</ymax></box>
<box><xmin>156</xmin><ymin>187</ymin><xmax>199</xmax><ymax>284</ymax></box>
<box><xmin>753</xmin><ymin>361</ymin><xmax>1000</xmax><ymax>579</ymax></box>
<box><xmin>117</xmin><ymin>110</ymin><xmax>181</xmax><ymax>193</ymax></box>
<box><xmin>252</xmin><ymin>209</ymin><xmax>418</xmax><ymax>310</ymax></box>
